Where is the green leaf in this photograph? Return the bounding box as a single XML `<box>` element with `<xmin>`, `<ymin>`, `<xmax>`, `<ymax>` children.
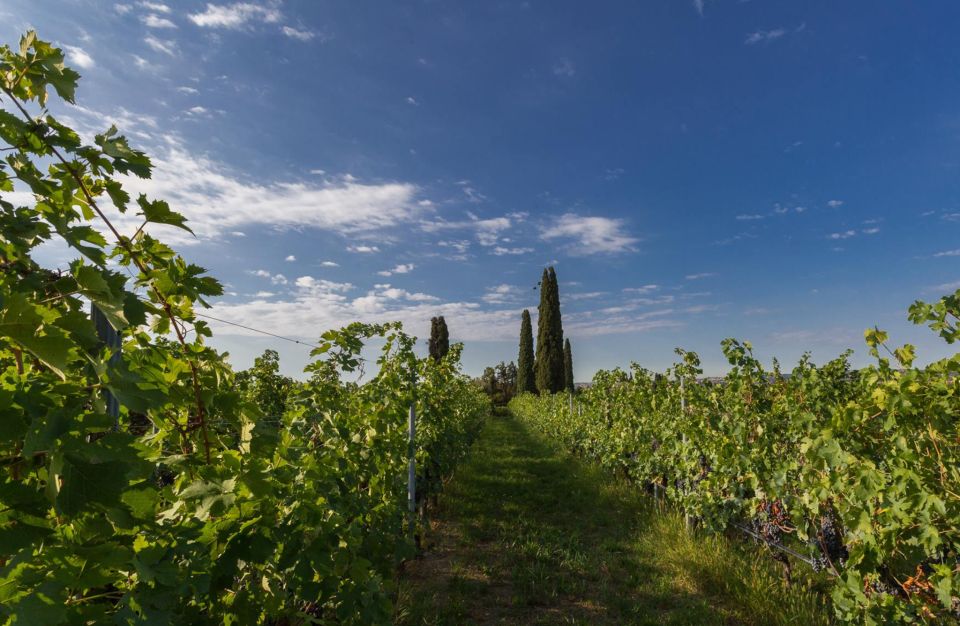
<box><xmin>136</xmin><ymin>194</ymin><xmax>193</xmax><ymax>234</ymax></box>
<box><xmin>0</xmin><ymin>293</ymin><xmax>76</xmax><ymax>378</ymax></box>
<box><xmin>55</xmin><ymin>453</ymin><xmax>130</xmax><ymax>516</ymax></box>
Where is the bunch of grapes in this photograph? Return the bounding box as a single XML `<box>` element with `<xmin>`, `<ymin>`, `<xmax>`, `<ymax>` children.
<box><xmin>815</xmin><ymin>507</ymin><xmax>848</xmax><ymax>571</ymax></box>
<box><xmin>752</xmin><ymin>499</ymin><xmax>792</xmax><ymax>546</ymax></box>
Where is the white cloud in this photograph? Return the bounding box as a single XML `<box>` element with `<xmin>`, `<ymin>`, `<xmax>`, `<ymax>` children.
<box><xmin>482</xmin><ymin>284</ymin><xmax>521</xmax><ymax>305</ymax></box>
<box><xmin>142</xmin><ymin>14</ymin><xmax>176</xmax><ymax>28</ymax></box>
<box><xmin>60</xmin><ymin>103</ymin><xmax>158</xmax><ymax>141</ymax></box>
<box><xmin>139</xmin><ymin>1</ymin><xmax>171</xmax><ymax>12</ymax></box>
<box><xmin>132</xmin><ymin>55</ymin><xmax>153</xmax><ymax>70</ymax></box>
<box><xmin>422</xmin><ymin>214</ymin><xmax>512</xmax><ymax>247</ymax></box>
<box><xmin>492</xmin><ymin>246</ymin><xmax>533</xmax><ymax>256</ymax></box>
<box><xmin>347</xmin><ymin>245</ymin><xmax>381</xmax><ymax>253</ymax></box>
<box><xmin>540</xmin><ymin>213</ymin><xmax>638</xmax><ymax>255</ymax></box>
<box><xmin>693</xmin><ymin>0</ymin><xmax>705</xmax><ymax>16</ymax></box>
<box><xmin>567</xmin><ymin>291</ymin><xmax>606</xmax><ymax>300</ymax></box>
<box><xmin>685</xmin><ymin>272</ymin><xmax>716</xmax><ymax>280</ymax></box>
<box><xmin>176</xmin><ymin>86</ymin><xmax>199</xmax><ymax>94</ymax></box>
<box><xmin>285</xmin><ymin>255</ymin><xmax>296</xmax><ymax>262</ymax></box>
<box><xmin>144</xmin><ymin>35</ymin><xmax>177</xmax><ymax>56</ymax></box>
<box><xmin>827</xmin><ymin>199</ymin><xmax>844</xmax><ymax>208</ymax></box>
<box><xmin>933</xmin><ymin>249</ymin><xmax>960</xmax><ymax>258</ymax></box>
<box><xmin>736</xmin><ymin>213</ymin><xmax>765</xmax><ymax>221</ymax></box>
<box><xmin>405</xmin><ymin>96</ymin><xmax>419</xmax><ymax>106</ymax></box>
<box><xmin>282</xmin><ymin>26</ymin><xmax>315</xmax><ymax>41</ymax></box>
<box><xmin>861</xmin><ymin>227</ymin><xmax>880</xmax><ymax>235</ymax></box>
<box><xmin>377</xmin><ymin>263</ymin><xmax>415</xmax><ymax>277</ymax></box>
<box><xmin>827</xmin><ymin>230</ymin><xmax>857</xmax><ymax>240</ymax></box>
<box><xmin>248</xmin><ymin>269</ymin><xmax>288</xmax><ymax>285</ymax></box>
<box><xmin>185</xmin><ymin>105</ymin><xmax>209</xmax><ymax>116</ymax></box>
<box><xmin>320</xmin><ymin>260</ymin><xmax>339</xmax><ymax>267</ymax></box>
<box><xmin>114</xmin><ymin>4</ymin><xmax>133</xmax><ymax>15</ymax></box>
<box><xmin>105</xmin><ymin>136</ymin><xmax>425</xmax><ymax>244</ymax></box>
<box><xmin>745</xmin><ymin>28</ymin><xmax>787</xmax><ymax>45</ymax></box>
<box><xmin>189</xmin><ymin>2</ymin><xmax>282</xmax><ymax>29</ymax></box>
<box><xmin>622</xmin><ymin>284</ymin><xmax>659</xmax><ymax>295</ymax></box>
<box><xmin>64</xmin><ymin>46</ymin><xmax>95</xmax><ymax>69</ymax></box>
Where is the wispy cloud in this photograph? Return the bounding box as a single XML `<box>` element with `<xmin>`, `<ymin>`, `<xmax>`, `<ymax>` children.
<box><xmin>284</xmin><ymin>255</ymin><xmax>296</xmax><ymax>262</ymax></box>
<box><xmin>422</xmin><ymin>213</ymin><xmax>513</xmax><ymax>247</ymax></box>
<box><xmin>745</xmin><ymin>28</ymin><xmax>787</xmax><ymax>45</ymax></box>
<box><xmin>248</xmin><ymin>269</ymin><xmax>288</xmax><ymax>285</ymax></box>
<box><xmin>281</xmin><ymin>25</ymin><xmax>315</xmax><ymax>41</ymax></box>
<box><xmin>142</xmin><ymin>14</ymin><xmax>176</xmax><ymax>28</ymax></box>
<box><xmin>482</xmin><ymin>284</ymin><xmax>521</xmax><ymax>305</ymax></box>
<box><xmin>933</xmin><ymin>249</ymin><xmax>960</xmax><ymax>257</ymax></box>
<box><xmin>567</xmin><ymin>291</ymin><xmax>607</xmax><ymax>301</ymax></box>
<box><xmin>622</xmin><ymin>284</ymin><xmax>659</xmax><ymax>295</ymax></box>
<box><xmin>144</xmin><ymin>35</ymin><xmax>177</xmax><ymax>56</ymax></box>
<box><xmin>347</xmin><ymin>245</ymin><xmax>381</xmax><ymax>253</ymax></box>
<box><xmin>492</xmin><ymin>246</ymin><xmax>533</xmax><ymax>256</ymax></box>
<box><xmin>139</xmin><ymin>1</ymin><xmax>171</xmax><ymax>12</ymax></box>
<box><xmin>685</xmin><ymin>272</ymin><xmax>716</xmax><ymax>280</ymax></box>
<box><xmin>540</xmin><ymin>213</ymin><xmax>638</xmax><ymax>255</ymax></box>
<box><xmin>64</xmin><ymin>45</ymin><xmax>95</xmax><ymax>69</ymax></box>
<box><xmin>377</xmin><ymin>263</ymin><xmax>415</xmax><ymax>277</ymax></box>
<box><xmin>693</xmin><ymin>0</ymin><xmax>705</xmax><ymax>17</ymax></box>
<box><xmin>827</xmin><ymin>199</ymin><xmax>844</xmax><ymax>208</ymax></box>
<box><xmin>827</xmin><ymin>230</ymin><xmax>857</xmax><ymax>240</ymax></box>
<box><xmin>189</xmin><ymin>2</ymin><xmax>282</xmax><ymax>29</ymax></box>
<box><xmin>176</xmin><ymin>86</ymin><xmax>199</xmax><ymax>94</ymax></box>
<box><xmin>736</xmin><ymin>213</ymin><xmax>765</xmax><ymax>221</ymax></box>
<box><xmin>320</xmin><ymin>261</ymin><xmax>339</xmax><ymax>267</ymax></box>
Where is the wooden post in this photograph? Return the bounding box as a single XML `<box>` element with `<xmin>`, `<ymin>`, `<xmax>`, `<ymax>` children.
<box><xmin>91</xmin><ymin>303</ymin><xmax>121</xmax><ymax>427</ymax></box>
<box><xmin>681</xmin><ymin>376</ymin><xmax>692</xmax><ymax>530</ymax></box>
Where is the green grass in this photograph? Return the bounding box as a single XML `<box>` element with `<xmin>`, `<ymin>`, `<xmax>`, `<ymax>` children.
<box><xmin>395</xmin><ymin>412</ymin><xmax>830</xmax><ymax>626</ymax></box>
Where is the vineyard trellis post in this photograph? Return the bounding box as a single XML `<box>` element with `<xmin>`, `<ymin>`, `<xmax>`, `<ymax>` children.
<box><xmin>680</xmin><ymin>375</ymin><xmax>692</xmax><ymax>530</ymax></box>
<box><xmin>407</xmin><ymin>398</ymin><xmax>416</xmax><ymax>538</ymax></box>
<box><xmin>91</xmin><ymin>303</ymin><xmax>121</xmax><ymax>427</ymax></box>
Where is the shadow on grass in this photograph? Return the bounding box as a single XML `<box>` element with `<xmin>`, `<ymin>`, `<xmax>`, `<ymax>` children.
<box><xmin>396</xmin><ymin>414</ymin><xmax>829</xmax><ymax>626</ymax></box>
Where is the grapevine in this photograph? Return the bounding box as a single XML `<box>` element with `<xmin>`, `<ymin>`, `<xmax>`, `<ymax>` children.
<box><xmin>511</xmin><ymin>296</ymin><xmax>960</xmax><ymax>624</ymax></box>
<box><xmin>0</xmin><ymin>32</ymin><xmax>489</xmax><ymax>625</ymax></box>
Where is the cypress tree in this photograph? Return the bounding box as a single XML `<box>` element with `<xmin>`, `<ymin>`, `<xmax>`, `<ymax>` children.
<box><xmin>428</xmin><ymin>316</ymin><xmax>449</xmax><ymax>361</ymax></box>
<box><xmin>517</xmin><ymin>309</ymin><xmax>536</xmax><ymax>394</ymax></box>
<box><xmin>563</xmin><ymin>338</ymin><xmax>574</xmax><ymax>392</ymax></box>
<box><xmin>549</xmin><ymin>267</ymin><xmax>565</xmax><ymax>389</ymax></box>
<box><xmin>535</xmin><ymin>267</ymin><xmax>565</xmax><ymax>393</ymax></box>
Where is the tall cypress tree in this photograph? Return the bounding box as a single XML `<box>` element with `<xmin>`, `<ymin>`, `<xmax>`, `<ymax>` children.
<box><xmin>535</xmin><ymin>267</ymin><xmax>565</xmax><ymax>393</ymax></box>
<box><xmin>428</xmin><ymin>316</ymin><xmax>449</xmax><ymax>361</ymax></box>
<box><xmin>517</xmin><ymin>309</ymin><xmax>536</xmax><ymax>394</ymax></box>
<box><xmin>549</xmin><ymin>267</ymin><xmax>565</xmax><ymax>389</ymax></box>
<box><xmin>563</xmin><ymin>338</ymin><xmax>574</xmax><ymax>392</ymax></box>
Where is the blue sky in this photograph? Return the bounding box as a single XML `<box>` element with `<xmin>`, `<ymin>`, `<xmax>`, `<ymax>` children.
<box><xmin>5</xmin><ymin>1</ymin><xmax>960</xmax><ymax>379</ymax></box>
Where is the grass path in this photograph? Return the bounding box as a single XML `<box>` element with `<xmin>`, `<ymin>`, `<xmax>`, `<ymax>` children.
<box><xmin>395</xmin><ymin>413</ymin><xmax>829</xmax><ymax>626</ymax></box>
